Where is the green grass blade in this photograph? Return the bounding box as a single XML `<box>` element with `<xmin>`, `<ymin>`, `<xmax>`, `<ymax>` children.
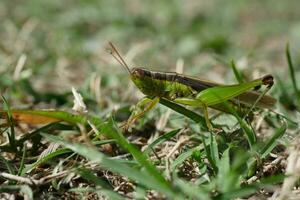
<box><xmin>202</xmin><ymin>135</ymin><xmax>218</xmax><ymax>174</ymax></box>
<box><xmin>143</xmin><ymin>128</ymin><xmax>181</xmax><ymax>155</ymax></box>
<box><xmin>76</xmin><ymin>168</ymin><xmax>124</xmax><ymax>200</ymax></box>
<box><xmin>22</xmin><ymin>148</ymin><xmax>72</xmax><ymax>174</ymax></box>
<box><xmin>223</xmin><ymin>174</ymin><xmax>285</xmax><ymax>199</ymax></box>
<box><xmin>216</xmin><ymin>148</ymin><xmax>249</xmax><ymax>194</ymax></box>
<box><xmin>98</xmin><ymin>118</ymin><xmax>178</xmax><ymax>196</ymax></box>
<box><xmin>0</xmin><ymin>154</ymin><xmax>16</xmax><ymax>175</ymax></box>
<box><xmin>42</xmin><ymin>133</ymin><xmax>179</xmax><ymax>198</ymax></box>
<box><xmin>222</xmin><ymin>185</ymin><xmax>258</xmax><ymax>199</ymax></box>
<box><xmin>159</xmin><ymin>98</ymin><xmax>207</xmax><ymax>128</ymax></box>
<box><xmin>236</xmin><ymin>117</ymin><xmax>256</xmax><ymax>146</ymax></box>
<box><xmin>171</xmin><ymin>146</ymin><xmax>201</xmax><ymax>171</ymax></box>
<box><xmin>286</xmin><ymin>43</ymin><xmax>300</xmax><ymax>109</ymax></box>
<box><xmin>17</xmin><ymin>146</ymin><xmax>27</xmax><ymax>176</ymax></box>
<box><xmin>230</xmin><ymin>59</ymin><xmax>244</xmax><ymax>84</ymax></box>
<box><xmin>0</xmin><ymin>123</ymin><xmax>72</xmax><ymax>153</ymax></box>
<box><xmin>217</xmin><ymin>148</ymin><xmax>232</xmax><ymax>192</ymax></box>
<box><xmin>23</xmin><ymin>139</ymin><xmax>115</xmax><ymax>175</ymax></box>
<box><xmin>210</xmin><ymin>133</ymin><xmax>220</xmax><ymax>167</ymax></box>
<box><xmin>173</xmin><ymin>177</ymin><xmax>210</xmax><ymax>200</ymax></box>
<box><xmin>214</xmin><ymin>99</ymin><xmax>257</xmax><ymax>147</ymax></box>
<box><xmin>259</xmin><ymin>121</ymin><xmax>287</xmax><ymax>158</ymax></box>
<box><xmin>16</xmin><ymin>123</ymin><xmax>71</xmax><ymax>145</ymax></box>
<box><xmin>1</xmin><ymin>95</ymin><xmax>17</xmax><ymax>151</ymax></box>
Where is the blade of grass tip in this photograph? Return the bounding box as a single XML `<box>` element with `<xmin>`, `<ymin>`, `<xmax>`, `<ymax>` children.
<box><xmin>22</xmin><ymin>148</ymin><xmax>72</xmax><ymax>175</ymax></box>
<box><xmin>259</xmin><ymin>120</ymin><xmax>287</xmax><ymax>158</ymax></box>
<box><xmin>17</xmin><ymin>145</ymin><xmax>26</xmax><ymax>176</ymax></box>
<box><xmin>143</xmin><ymin>128</ymin><xmax>182</xmax><ymax>155</ymax></box>
<box><xmin>220</xmin><ymin>99</ymin><xmax>257</xmax><ymax>147</ymax></box>
<box><xmin>159</xmin><ymin>98</ymin><xmax>208</xmax><ymax>129</ymax></box>
<box><xmin>134</xmin><ymin>186</ymin><xmax>147</xmax><ymax>199</ymax></box>
<box><xmin>1</xmin><ymin>95</ymin><xmax>17</xmax><ymax>151</ymax></box>
<box><xmin>236</xmin><ymin>115</ymin><xmax>256</xmax><ymax>146</ymax></box>
<box><xmin>42</xmin><ymin>133</ymin><xmax>180</xmax><ymax>198</ymax></box>
<box><xmin>76</xmin><ymin>168</ymin><xmax>124</xmax><ymax>200</ymax></box>
<box><xmin>230</xmin><ymin>59</ymin><xmax>244</xmax><ymax>84</ymax></box>
<box><xmin>0</xmin><ymin>123</ymin><xmax>72</xmax><ymax>153</ymax></box>
<box><xmin>217</xmin><ymin>148</ymin><xmax>232</xmax><ymax>193</ymax></box>
<box><xmin>171</xmin><ymin>146</ymin><xmax>201</xmax><ymax>171</ymax></box>
<box><xmin>224</xmin><ymin>173</ymin><xmax>285</xmax><ymax>199</ymax></box>
<box><xmin>173</xmin><ymin>176</ymin><xmax>210</xmax><ymax>199</ymax></box>
<box><xmin>201</xmin><ymin>135</ymin><xmax>218</xmax><ymax>174</ymax></box>
<box><xmin>0</xmin><ymin>154</ymin><xmax>16</xmax><ymax>175</ymax></box>
<box><xmin>222</xmin><ymin>185</ymin><xmax>258</xmax><ymax>200</ymax></box>
<box><xmin>210</xmin><ymin>133</ymin><xmax>220</xmax><ymax>168</ymax></box>
<box><xmin>16</xmin><ymin>123</ymin><xmax>71</xmax><ymax>146</ymax></box>
<box><xmin>259</xmin><ymin>173</ymin><xmax>285</xmax><ymax>185</ymax></box>
<box><xmin>286</xmin><ymin>43</ymin><xmax>300</xmax><ymax>109</ymax></box>
<box><xmin>98</xmin><ymin>118</ymin><xmax>178</xmax><ymax>195</ymax></box>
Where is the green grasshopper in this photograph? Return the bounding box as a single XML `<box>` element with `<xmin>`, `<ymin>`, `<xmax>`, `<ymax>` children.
<box><xmin>109</xmin><ymin>42</ymin><xmax>276</xmax><ymax>131</ymax></box>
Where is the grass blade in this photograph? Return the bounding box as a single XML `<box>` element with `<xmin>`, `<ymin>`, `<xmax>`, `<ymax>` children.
<box><xmin>0</xmin><ymin>109</ymin><xmax>102</xmax><ymax>126</ymax></box>
<box><xmin>159</xmin><ymin>98</ymin><xmax>208</xmax><ymax>129</ymax></box>
<box><xmin>260</xmin><ymin>121</ymin><xmax>287</xmax><ymax>158</ymax></box>
<box><xmin>173</xmin><ymin>177</ymin><xmax>210</xmax><ymax>200</ymax></box>
<box><xmin>1</xmin><ymin>95</ymin><xmax>17</xmax><ymax>152</ymax></box>
<box><xmin>171</xmin><ymin>146</ymin><xmax>201</xmax><ymax>171</ymax></box>
<box><xmin>202</xmin><ymin>135</ymin><xmax>218</xmax><ymax>174</ymax></box>
<box><xmin>22</xmin><ymin>148</ymin><xmax>72</xmax><ymax>174</ymax></box>
<box><xmin>76</xmin><ymin>168</ymin><xmax>124</xmax><ymax>200</ymax></box>
<box><xmin>17</xmin><ymin>146</ymin><xmax>27</xmax><ymax>176</ymax></box>
<box><xmin>0</xmin><ymin>154</ymin><xmax>16</xmax><ymax>175</ymax></box>
<box><xmin>143</xmin><ymin>128</ymin><xmax>181</xmax><ymax>155</ymax></box>
<box><xmin>42</xmin><ymin>133</ymin><xmax>180</xmax><ymax>198</ymax></box>
<box><xmin>230</xmin><ymin>59</ymin><xmax>244</xmax><ymax>84</ymax></box>
<box><xmin>286</xmin><ymin>43</ymin><xmax>300</xmax><ymax>109</ymax></box>
<box><xmin>98</xmin><ymin>118</ymin><xmax>179</xmax><ymax>196</ymax></box>
<box><xmin>211</xmin><ymin>133</ymin><xmax>219</xmax><ymax>165</ymax></box>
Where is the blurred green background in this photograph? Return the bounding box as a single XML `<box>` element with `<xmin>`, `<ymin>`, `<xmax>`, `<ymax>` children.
<box><xmin>1</xmin><ymin>0</ymin><xmax>300</xmax><ymax>110</ymax></box>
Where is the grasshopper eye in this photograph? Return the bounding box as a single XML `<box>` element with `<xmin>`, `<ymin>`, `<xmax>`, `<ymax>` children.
<box><xmin>132</xmin><ymin>68</ymin><xmax>145</xmax><ymax>77</ymax></box>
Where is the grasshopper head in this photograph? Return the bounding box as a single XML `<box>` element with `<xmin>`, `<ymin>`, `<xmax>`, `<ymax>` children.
<box><xmin>131</xmin><ymin>67</ymin><xmax>163</xmax><ymax>97</ymax></box>
<box><xmin>108</xmin><ymin>42</ymin><xmax>164</xmax><ymax>97</ymax></box>
<box><xmin>262</xmin><ymin>74</ymin><xmax>274</xmax><ymax>88</ymax></box>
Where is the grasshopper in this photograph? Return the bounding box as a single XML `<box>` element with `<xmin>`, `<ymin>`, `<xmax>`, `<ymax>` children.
<box><xmin>109</xmin><ymin>42</ymin><xmax>276</xmax><ymax>131</ymax></box>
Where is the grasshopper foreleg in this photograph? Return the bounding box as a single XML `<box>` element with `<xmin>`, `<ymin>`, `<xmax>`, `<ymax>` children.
<box><xmin>124</xmin><ymin>97</ymin><xmax>160</xmax><ymax>131</ymax></box>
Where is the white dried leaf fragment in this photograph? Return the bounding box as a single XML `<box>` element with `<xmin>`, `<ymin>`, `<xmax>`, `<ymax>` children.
<box><xmin>72</xmin><ymin>87</ymin><xmax>87</xmax><ymax>113</ymax></box>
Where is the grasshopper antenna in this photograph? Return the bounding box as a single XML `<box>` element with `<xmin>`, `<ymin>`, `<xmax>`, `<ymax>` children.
<box><xmin>108</xmin><ymin>42</ymin><xmax>131</xmax><ymax>74</ymax></box>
